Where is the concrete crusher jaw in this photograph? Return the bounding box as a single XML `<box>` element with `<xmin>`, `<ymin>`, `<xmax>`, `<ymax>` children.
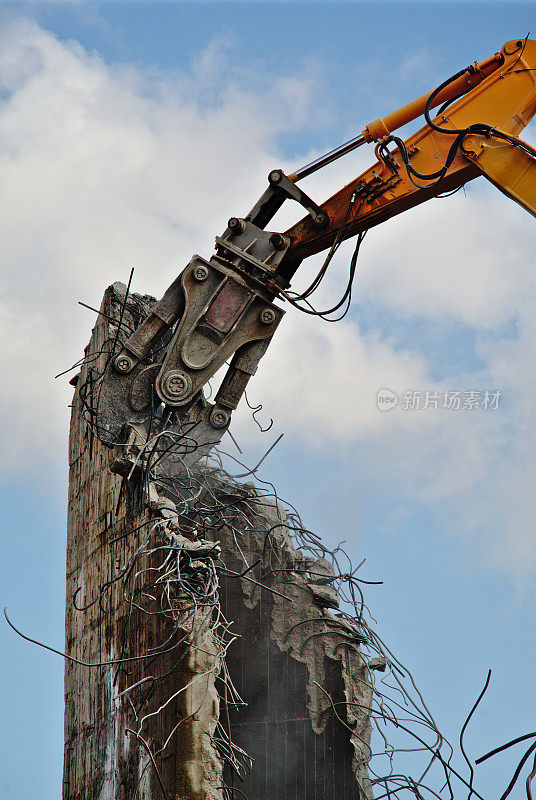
<box><xmin>94</xmin><ymin>168</ymin><xmax>337</xmax><ymax>472</ymax></box>
<box><xmin>95</xmin><ymin>252</ymin><xmax>284</xmax><ymax>473</ymax></box>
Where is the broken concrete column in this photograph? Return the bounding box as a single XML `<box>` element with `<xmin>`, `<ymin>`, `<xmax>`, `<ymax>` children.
<box><xmin>64</xmin><ymin>284</ymin><xmax>373</xmax><ymax>799</ymax></box>
<box><xmin>64</xmin><ymin>285</ymin><xmax>223</xmax><ymax>800</ymax></box>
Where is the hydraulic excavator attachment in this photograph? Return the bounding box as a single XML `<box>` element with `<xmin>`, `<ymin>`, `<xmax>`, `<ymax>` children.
<box><xmin>96</xmin><ymin>37</ymin><xmax>536</xmax><ymax>473</ymax></box>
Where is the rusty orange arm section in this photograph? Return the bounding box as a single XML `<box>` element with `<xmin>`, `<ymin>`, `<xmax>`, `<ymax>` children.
<box><xmin>282</xmin><ymin>38</ymin><xmax>536</xmax><ymax>269</ymax></box>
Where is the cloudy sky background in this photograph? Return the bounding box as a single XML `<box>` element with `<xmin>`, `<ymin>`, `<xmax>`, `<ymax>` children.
<box><xmin>2</xmin><ymin>2</ymin><xmax>536</xmax><ymax>798</ymax></box>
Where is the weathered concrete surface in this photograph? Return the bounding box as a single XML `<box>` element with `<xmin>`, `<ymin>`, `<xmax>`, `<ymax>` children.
<box><xmin>64</xmin><ymin>285</ymin><xmax>222</xmax><ymax>800</ymax></box>
<box><xmin>217</xmin><ymin>489</ymin><xmax>373</xmax><ymax>799</ymax></box>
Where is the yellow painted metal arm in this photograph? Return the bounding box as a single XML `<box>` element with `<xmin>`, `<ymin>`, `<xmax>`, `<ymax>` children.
<box><xmin>462</xmin><ymin>133</ymin><xmax>536</xmax><ymax>219</ymax></box>
<box><xmin>283</xmin><ymin>38</ymin><xmax>536</xmax><ymax>265</ymax></box>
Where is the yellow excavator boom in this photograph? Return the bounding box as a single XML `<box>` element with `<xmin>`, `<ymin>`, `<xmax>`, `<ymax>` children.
<box><xmin>284</xmin><ymin>38</ymin><xmax>536</xmax><ymax>266</ymax></box>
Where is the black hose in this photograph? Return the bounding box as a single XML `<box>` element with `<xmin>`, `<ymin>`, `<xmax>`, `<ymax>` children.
<box><xmin>424</xmin><ymin>65</ymin><xmax>479</xmax><ymax>135</ymax></box>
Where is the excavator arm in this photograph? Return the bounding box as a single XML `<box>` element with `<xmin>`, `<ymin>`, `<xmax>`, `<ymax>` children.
<box><xmin>280</xmin><ymin>37</ymin><xmax>536</xmax><ymax>273</ymax></box>
<box><xmin>95</xmin><ymin>37</ymin><xmax>536</xmax><ymax>473</ymax></box>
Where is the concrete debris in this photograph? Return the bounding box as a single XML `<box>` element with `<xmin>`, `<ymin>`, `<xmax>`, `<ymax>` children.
<box><xmin>368</xmin><ymin>657</ymin><xmax>388</xmax><ymax>672</ymax></box>
<box><xmin>309</xmin><ymin>582</ymin><xmax>340</xmax><ymax>609</ymax></box>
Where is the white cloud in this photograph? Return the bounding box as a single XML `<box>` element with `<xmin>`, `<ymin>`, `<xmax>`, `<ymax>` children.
<box><xmin>244</xmin><ymin>307</ymin><xmax>508</xmax><ymax>500</ymax></box>
<box><xmin>2</xmin><ymin>19</ymin><xmax>536</xmax><ymax>574</ymax></box>
<box><xmin>0</xmin><ymin>18</ymin><xmax>321</xmax><ymax>473</ymax></box>
<box><xmin>359</xmin><ymin>182</ymin><xmax>536</xmax><ymax>328</ymax></box>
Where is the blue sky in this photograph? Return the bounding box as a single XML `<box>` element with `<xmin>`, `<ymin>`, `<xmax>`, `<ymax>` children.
<box><xmin>1</xmin><ymin>2</ymin><xmax>536</xmax><ymax>798</ymax></box>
